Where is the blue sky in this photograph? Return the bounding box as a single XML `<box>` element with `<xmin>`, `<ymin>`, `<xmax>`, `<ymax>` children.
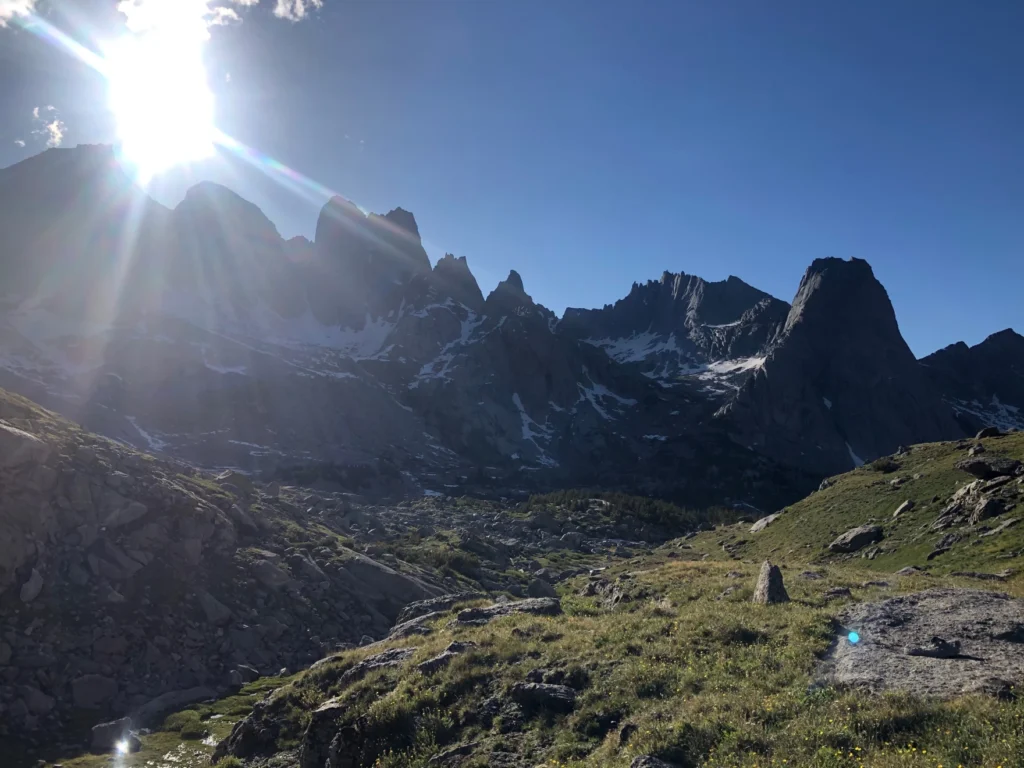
<box><xmin>1</xmin><ymin>0</ymin><xmax>1022</xmax><ymax>356</ymax></box>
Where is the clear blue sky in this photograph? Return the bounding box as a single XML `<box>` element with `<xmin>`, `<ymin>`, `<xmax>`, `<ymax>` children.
<box><xmin>2</xmin><ymin>0</ymin><xmax>1022</xmax><ymax>356</ymax></box>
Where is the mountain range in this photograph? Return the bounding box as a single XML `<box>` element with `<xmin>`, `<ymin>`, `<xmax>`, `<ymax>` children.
<box><xmin>0</xmin><ymin>145</ymin><xmax>1021</xmax><ymax>508</ymax></box>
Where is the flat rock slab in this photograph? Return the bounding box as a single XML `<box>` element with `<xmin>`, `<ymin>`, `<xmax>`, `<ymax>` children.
<box><xmin>821</xmin><ymin>588</ymin><xmax>1024</xmax><ymax>698</ymax></box>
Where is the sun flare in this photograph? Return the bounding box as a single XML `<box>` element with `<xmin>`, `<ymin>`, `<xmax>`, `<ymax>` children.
<box><xmin>105</xmin><ymin>31</ymin><xmax>215</xmax><ymax>179</ymax></box>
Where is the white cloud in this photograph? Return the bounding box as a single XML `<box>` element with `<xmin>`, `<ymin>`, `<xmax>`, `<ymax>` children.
<box><xmin>31</xmin><ymin>105</ymin><xmax>66</xmax><ymax>147</ymax></box>
<box><xmin>274</xmin><ymin>0</ymin><xmax>323</xmax><ymax>21</ymax></box>
<box><xmin>0</xmin><ymin>0</ymin><xmax>35</xmax><ymax>27</ymax></box>
<box><xmin>116</xmin><ymin>0</ymin><xmax>320</xmax><ymax>39</ymax></box>
<box><xmin>14</xmin><ymin>139</ymin><xmax>26</xmax><ymax>147</ymax></box>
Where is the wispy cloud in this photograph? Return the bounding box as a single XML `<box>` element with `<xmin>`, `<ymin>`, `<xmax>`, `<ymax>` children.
<box><xmin>14</xmin><ymin>139</ymin><xmax>26</xmax><ymax>147</ymax></box>
<box><xmin>31</xmin><ymin>105</ymin><xmax>66</xmax><ymax>147</ymax></box>
<box><xmin>0</xmin><ymin>0</ymin><xmax>35</xmax><ymax>27</ymax></box>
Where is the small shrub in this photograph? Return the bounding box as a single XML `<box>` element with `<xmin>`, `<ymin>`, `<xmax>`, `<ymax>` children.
<box><xmin>867</xmin><ymin>457</ymin><xmax>900</xmax><ymax>473</ymax></box>
<box><xmin>162</xmin><ymin>709</ymin><xmax>201</xmax><ymax>733</ymax></box>
<box><xmin>179</xmin><ymin>721</ymin><xmax>209</xmax><ymax>740</ymax></box>
<box><xmin>213</xmin><ymin>757</ymin><xmax>243</xmax><ymax>768</ymax></box>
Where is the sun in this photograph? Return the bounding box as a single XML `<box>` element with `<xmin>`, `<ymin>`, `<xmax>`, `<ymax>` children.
<box><xmin>105</xmin><ymin>32</ymin><xmax>215</xmax><ymax>180</ymax></box>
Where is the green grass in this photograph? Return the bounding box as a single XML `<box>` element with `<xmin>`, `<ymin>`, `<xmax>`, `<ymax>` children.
<box><xmin>206</xmin><ymin>558</ymin><xmax>1023</xmax><ymax>768</ymax></box>
<box><xmin>689</xmin><ymin>433</ymin><xmax>1024</xmax><ymax>577</ymax></box>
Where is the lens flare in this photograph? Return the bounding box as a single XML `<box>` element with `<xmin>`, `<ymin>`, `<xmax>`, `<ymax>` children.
<box><xmin>848</xmin><ymin>631</ymin><xmax>860</xmax><ymax>645</ymax></box>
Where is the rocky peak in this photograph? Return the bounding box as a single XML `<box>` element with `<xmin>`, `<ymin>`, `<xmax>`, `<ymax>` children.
<box><xmin>783</xmin><ymin>257</ymin><xmax>894</xmax><ymax>337</ymax></box>
<box><xmin>176</xmin><ymin>181</ymin><xmax>280</xmax><ymax>237</ymax></box>
<box><xmin>432</xmin><ymin>254</ymin><xmax>484</xmax><ymax>311</ymax></box>
<box><xmin>724</xmin><ymin>257</ymin><xmax>963</xmax><ymax>474</ymax></box>
<box><xmin>486</xmin><ymin>269</ymin><xmax>533</xmax><ymax>310</ymax></box>
<box><xmin>383</xmin><ymin>207</ymin><xmax>420</xmax><ymax>238</ymax></box>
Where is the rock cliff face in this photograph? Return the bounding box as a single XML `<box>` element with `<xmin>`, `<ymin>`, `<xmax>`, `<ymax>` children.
<box><xmin>921</xmin><ymin>329</ymin><xmax>1024</xmax><ymax>433</ymax></box>
<box><xmin>0</xmin><ymin>145</ymin><xmax>1010</xmax><ymax>499</ymax></box>
<box><xmin>561</xmin><ymin>271</ymin><xmax>789</xmax><ymax>386</ymax></box>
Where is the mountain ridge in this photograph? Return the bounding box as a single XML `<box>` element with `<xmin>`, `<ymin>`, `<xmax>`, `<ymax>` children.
<box><xmin>0</xmin><ymin>145</ymin><xmax>1020</xmax><ymax>506</ymax></box>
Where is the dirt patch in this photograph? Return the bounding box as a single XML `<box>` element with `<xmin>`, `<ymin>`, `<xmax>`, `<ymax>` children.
<box><xmin>820</xmin><ymin>588</ymin><xmax>1024</xmax><ymax>698</ymax></box>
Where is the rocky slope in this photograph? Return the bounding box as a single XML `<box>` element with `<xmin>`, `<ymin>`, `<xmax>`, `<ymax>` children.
<box><xmin>0</xmin><ymin>385</ymin><xmax>731</xmax><ymax>745</ymax></box>
<box><xmin>0</xmin><ymin>146</ymin><xmax>1018</xmax><ymax>503</ymax></box>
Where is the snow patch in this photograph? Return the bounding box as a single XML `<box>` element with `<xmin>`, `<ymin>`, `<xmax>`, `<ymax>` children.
<box><xmin>127</xmin><ymin>416</ymin><xmax>168</xmax><ymax>453</ymax></box>
<box><xmin>644</xmin><ymin>434</ymin><xmax>668</xmax><ymax>441</ymax></box>
<box><xmin>846</xmin><ymin>442</ymin><xmax>865</xmax><ymax>468</ymax></box>
<box><xmin>823</xmin><ymin>397</ymin><xmax>832</xmax><ymax>410</ymax></box>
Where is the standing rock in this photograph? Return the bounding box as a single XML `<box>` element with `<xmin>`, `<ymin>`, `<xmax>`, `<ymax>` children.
<box><xmin>19</xmin><ymin>568</ymin><xmax>44</xmax><ymax>603</ymax></box>
<box><xmin>829</xmin><ymin>524</ymin><xmax>884</xmax><ymax>553</ymax></box>
<box><xmin>752</xmin><ymin>560</ymin><xmax>789</xmax><ymax>604</ymax></box>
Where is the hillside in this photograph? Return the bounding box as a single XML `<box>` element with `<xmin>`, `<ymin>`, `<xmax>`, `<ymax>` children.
<box><xmin>17</xmin><ymin>428</ymin><xmax>1022</xmax><ymax>768</ymax></box>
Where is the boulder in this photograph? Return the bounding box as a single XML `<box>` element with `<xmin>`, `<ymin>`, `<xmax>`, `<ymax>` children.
<box><xmin>216</xmin><ymin>469</ymin><xmax>254</xmax><ymax>494</ymax></box>
<box><xmin>751</xmin><ymin>560</ymin><xmax>789</xmax><ymax>604</ymax></box>
<box><xmin>103</xmin><ymin>501</ymin><xmax>149</xmax><ymax>528</ymax></box>
<box><xmin>509</xmin><ymin>682</ymin><xmax>576</xmax><ymax>713</ymax></box>
<box><xmin>19</xmin><ymin>567</ymin><xmax>44</xmax><ymax>603</ymax></box>
<box><xmin>749</xmin><ymin>513</ymin><xmax>781</xmax><ymax>533</ymax></box>
<box><xmin>0</xmin><ymin>423</ymin><xmax>50</xmax><ymax>468</ymax></box>
<box><xmin>955</xmin><ymin>456</ymin><xmax>1022</xmax><ymax>480</ymax></box>
<box><xmin>252</xmin><ymin>558</ymin><xmax>292</xmax><ymax>590</ymax></box>
<box><xmin>395</xmin><ymin>592</ymin><xmax>484</xmax><ymax>624</ymax></box>
<box><xmin>90</xmin><ymin>717</ymin><xmax>133</xmax><ymax>752</ymax></box>
<box><xmin>197</xmin><ymin>590</ymin><xmax>233</xmax><ymax>626</ymax></box>
<box><xmin>976</xmin><ymin>427</ymin><xmax>1003</xmax><ymax>439</ymax></box>
<box><xmin>527</xmin><ymin>578</ymin><xmax>557</xmax><ymax>598</ymax></box>
<box><xmin>418</xmin><ymin>641</ymin><xmax>475</xmax><ymax>674</ymax></box>
<box><xmin>72</xmin><ymin>674</ymin><xmax>119</xmax><ymax>709</ymax></box>
<box><xmin>22</xmin><ymin>685</ymin><xmax>55</xmax><ymax>714</ymax></box>
<box><xmin>828</xmin><ymin>524</ymin><xmax>884</xmax><ymax>553</ymax></box>
<box><xmin>893</xmin><ymin>500</ymin><xmax>915</xmax><ymax>518</ymax></box>
<box><xmin>455</xmin><ymin>598</ymin><xmax>562</xmax><ymax>626</ymax></box>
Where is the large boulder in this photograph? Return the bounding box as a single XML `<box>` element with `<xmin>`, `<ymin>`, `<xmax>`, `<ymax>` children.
<box><xmin>455</xmin><ymin>598</ymin><xmax>562</xmax><ymax>626</ymax></box>
<box><xmin>750</xmin><ymin>513</ymin><xmax>781</xmax><ymax>533</ymax></box>
<box><xmin>955</xmin><ymin>456</ymin><xmax>1022</xmax><ymax>480</ymax></box>
<box><xmin>829</xmin><ymin>524</ymin><xmax>884</xmax><ymax>553</ymax></box>
<box><xmin>132</xmin><ymin>686</ymin><xmax>216</xmax><ymax>726</ymax></box>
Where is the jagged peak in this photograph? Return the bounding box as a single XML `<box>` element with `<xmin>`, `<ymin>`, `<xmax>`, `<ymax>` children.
<box><xmin>383</xmin><ymin>207</ymin><xmax>420</xmax><ymax>238</ymax></box>
<box><xmin>432</xmin><ymin>254</ymin><xmax>484</xmax><ymax>309</ymax></box>
<box><xmin>505</xmin><ymin>269</ymin><xmax>525</xmax><ymax>293</ymax></box>
<box><xmin>485</xmin><ymin>269</ymin><xmax>532</xmax><ymax>307</ymax></box>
